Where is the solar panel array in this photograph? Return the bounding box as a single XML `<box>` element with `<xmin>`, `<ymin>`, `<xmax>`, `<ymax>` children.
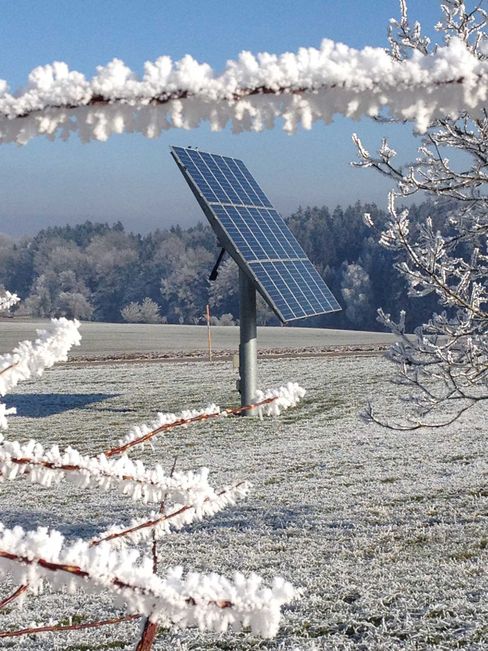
<box><xmin>171</xmin><ymin>146</ymin><xmax>341</xmax><ymax>322</ymax></box>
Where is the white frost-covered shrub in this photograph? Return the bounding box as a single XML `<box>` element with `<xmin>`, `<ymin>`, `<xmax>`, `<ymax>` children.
<box><xmin>0</xmin><ymin>290</ymin><xmax>300</xmax><ymax>646</ymax></box>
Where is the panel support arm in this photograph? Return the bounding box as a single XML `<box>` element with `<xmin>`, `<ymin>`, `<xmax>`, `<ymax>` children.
<box><xmin>209</xmin><ymin>248</ymin><xmax>226</xmax><ymax>281</ymax></box>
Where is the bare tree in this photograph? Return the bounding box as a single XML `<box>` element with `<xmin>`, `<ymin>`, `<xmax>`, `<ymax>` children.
<box><xmin>354</xmin><ymin>0</ymin><xmax>487</xmax><ymax>428</ymax></box>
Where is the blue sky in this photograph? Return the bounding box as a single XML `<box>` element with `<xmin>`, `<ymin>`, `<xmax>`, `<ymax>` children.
<box><xmin>0</xmin><ymin>0</ymin><xmax>444</xmax><ymax>237</ymax></box>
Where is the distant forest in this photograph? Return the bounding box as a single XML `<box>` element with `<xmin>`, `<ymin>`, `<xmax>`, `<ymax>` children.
<box><xmin>0</xmin><ymin>201</ymin><xmax>443</xmax><ymax>331</ymax></box>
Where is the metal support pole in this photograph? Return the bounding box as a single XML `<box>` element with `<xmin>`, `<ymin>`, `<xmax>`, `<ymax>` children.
<box><xmin>239</xmin><ymin>268</ymin><xmax>257</xmax><ymax>415</ymax></box>
<box><xmin>205</xmin><ymin>304</ymin><xmax>212</xmax><ymax>361</ymax></box>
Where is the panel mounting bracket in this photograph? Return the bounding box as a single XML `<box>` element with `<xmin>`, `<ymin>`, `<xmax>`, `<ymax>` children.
<box><xmin>209</xmin><ymin>247</ymin><xmax>226</xmax><ymax>281</ymax></box>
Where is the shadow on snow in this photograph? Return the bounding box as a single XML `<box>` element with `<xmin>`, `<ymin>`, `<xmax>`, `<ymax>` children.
<box><xmin>8</xmin><ymin>392</ymin><xmax>120</xmax><ymax>418</ymax></box>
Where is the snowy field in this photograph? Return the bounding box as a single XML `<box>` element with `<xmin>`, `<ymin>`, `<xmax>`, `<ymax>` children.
<box><xmin>0</xmin><ymin>320</ymin><xmax>398</xmax><ymax>359</ymax></box>
<box><xmin>0</xmin><ymin>353</ymin><xmax>486</xmax><ymax>649</ymax></box>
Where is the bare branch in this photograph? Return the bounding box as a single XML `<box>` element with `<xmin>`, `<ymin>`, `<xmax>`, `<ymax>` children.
<box><xmin>0</xmin><ymin>614</ymin><xmax>140</xmax><ymax>639</ymax></box>
<box><xmin>0</xmin><ymin>584</ymin><xmax>28</xmax><ymax>610</ymax></box>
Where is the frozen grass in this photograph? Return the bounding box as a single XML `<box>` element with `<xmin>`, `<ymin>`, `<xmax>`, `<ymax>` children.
<box><xmin>0</xmin><ymin>320</ymin><xmax>398</xmax><ymax>358</ymax></box>
<box><xmin>0</xmin><ymin>355</ymin><xmax>486</xmax><ymax>649</ymax></box>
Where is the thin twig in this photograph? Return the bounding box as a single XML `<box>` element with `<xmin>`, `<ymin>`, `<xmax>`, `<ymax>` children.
<box><xmin>0</xmin><ymin>362</ymin><xmax>18</xmax><ymax>377</ymax></box>
<box><xmin>104</xmin><ymin>397</ymin><xmax>276</xmax><ymax>458</ymax></box>
<box><xmin>142</xmin><ymin>456</ymin><xmax>178</xmax><ymax>650</ymax></box>
<box><xmin>152</xmin><ymin>455</ymin><xmax>178</xmax><ymax>574</ymax></box>
<box><xmin>0</xmin><ymin>584</ymin><xmax>28</xmax><ymax>610</ymax></box>
<box><xmin>0</xmin><ymin>614</ymin><xmax>140</xmax><ymax>638</ymax></box>
<box><xmin>90</xmin><ymin>481</ymin><xmax>247</xmax><ymax>547</ymax></box>
<box><xmin>366</xmin><ymin>398</ymin><xmax>477</xmax><ymax>430</ymax></box>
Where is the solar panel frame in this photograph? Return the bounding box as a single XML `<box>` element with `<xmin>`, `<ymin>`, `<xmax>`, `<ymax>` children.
<box><xmin>171</xmin><ymin>146</ymin><xmax>341</xmax><ymax>322</ymax></box>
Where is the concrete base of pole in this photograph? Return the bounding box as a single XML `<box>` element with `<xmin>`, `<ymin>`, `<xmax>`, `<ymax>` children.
<box><xmin>239</xmin><ymin>269</ymin><xmax>257</xmax><ymax>415</ymax></box>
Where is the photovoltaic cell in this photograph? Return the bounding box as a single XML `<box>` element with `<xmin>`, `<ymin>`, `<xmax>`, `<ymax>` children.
<box><xmin>171</xmin><ymin>146</ymin><xmax>341</xmax><ymax>322</ymax></box>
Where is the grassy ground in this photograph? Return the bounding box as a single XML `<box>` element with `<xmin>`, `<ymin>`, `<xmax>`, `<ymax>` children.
<box><xmin>0</xmin><ymin>320</ymin><xmax>398</xmax><ymax>358</ymax></box>
<box><xmin>0</xmin><ymin>355</ymin><xmax>486</xmax><ymax>649</ymax></box>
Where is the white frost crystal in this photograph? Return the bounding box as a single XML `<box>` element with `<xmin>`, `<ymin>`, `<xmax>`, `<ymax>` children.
<box><xmin>0</xmin><ymin>318</ymin><xmax>81</xmax><ymax>429</ymax></box>
<box><xmin>0</xmin><ymin>37</ymin><xmax>486</xmax><ymax>144</ymax></box>
<box><xmin>0</xmin><ymin>318</ymin><xmax>81</xmax><ymax>397</ymax></box>
<box><xmin>0</xmin><ymin>523</ymin><xmax>295</xmax><ymax>637</ymax></box>
<box><xmin>0</xmin><ymin>298</ymin><xmax>302</xmax><ymax>642</ymax></box>
<box><xmin>256</xmin><ymin>382</ymin><xmax>307</xmax><ymax>416</ymax></box>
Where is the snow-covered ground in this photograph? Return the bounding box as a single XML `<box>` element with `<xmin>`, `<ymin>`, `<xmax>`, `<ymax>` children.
<box><xmin>0</xmin><ymin>320</ymin><xmax>398</xmax><ymax>358</ymax></box>
<box><xmin>1</xmin><ymin>354</ymin><xmax>486</xmax><ymax>649</ymax></box>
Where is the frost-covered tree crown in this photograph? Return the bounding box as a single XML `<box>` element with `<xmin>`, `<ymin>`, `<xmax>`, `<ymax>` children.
<box><xmin>354</xmin><ymin>0</ymin><xmax>487</xmax><ymax>428</ymax></box>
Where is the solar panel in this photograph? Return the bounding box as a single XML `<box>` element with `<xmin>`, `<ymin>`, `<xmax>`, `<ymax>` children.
<box><xmin>171</xmin><ymin>146</ymin><xmax>341</xmax><ymax>322</ymax></box>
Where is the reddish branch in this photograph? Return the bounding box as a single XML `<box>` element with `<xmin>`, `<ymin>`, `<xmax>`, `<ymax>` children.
<box><xmin>0</xmin><ymin>614</ymin><xmax>140</xmax><ymax>638</ymax></box>
<box><xmin>152</xmin><ymin>455</ymin><xmax>178</xmax><ymax>573</ymax></box>
<box><xmin>0</xmin><ymin>583</ymin><xmax>28</xmax><ymax>609</ymax></box>
<box><xmin>139</xmin><ymin>455</ymin><xmax>177</xmax><ymax>650</ymax></box>
<box><xmin>0</xmin><ymin>362</ymin><xmax>17</xmax><ymax>377</ymax></box>
<box><xmin>90</xmin><ymin>481</ymin><xmax>247</xmax><ymax>547</ymax></box>
<box><xmin>0</xmin><ymin>549</ymin><xmax>234</xmax><ymax>641</ymax></box>
<box><xmin>136</xmin><ymin>619</ymin><xmax>159</xmax><ymax>651</ymax></box>
<box><xmin>104</xmin><ymin>396</ymin><xmax>276</xmax><ymax>457</ymax></box>
<box><xmin>1</xmin><ymin>76</ymin><xmax>475</xmax><ymax>122</ymax></box>
<box><xmin>5</xmin><ymin>455</ymin><xmax>178</xmax><ymax>492</ymax></box>
<box><xmin>0</xmin><ymin>549</ymin><xmax>156</xmax><ymax>599</ymax></box>
<box><xmin>0</xmin><ymin>549</ymin><xmax>236</xmax><ymax>605</ymax></box>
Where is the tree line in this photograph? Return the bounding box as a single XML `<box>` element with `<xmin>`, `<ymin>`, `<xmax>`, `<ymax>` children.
<box><xmin>0</xmin><ymin>200</ymin><xmax>442</xmax><ymax>331</ymax></box>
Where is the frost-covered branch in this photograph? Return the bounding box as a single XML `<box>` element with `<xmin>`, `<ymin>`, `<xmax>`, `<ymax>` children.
<box><xmin>355</xmin><ymin>1</ymin><xmax>488</xmax><ymax>428</ymax></box>
<box><xmin>255</xmin><ymin>382</ymin><xmax>307</xmax><ymax>416</ymax></box>
<box><xmin>0</xmin><ymin>435</ymin><xmax>219</xmax><ymax>505</ymax></box>
<box><xmin>0</xmin><ymin>583</ymin><xmax>28</xmax><ymax>610</ymax></box>
<box><xmin>107</xmin><ymin>403</ymin><xmax>222</xmax><ymax>457</ymax></box>
<box><xmin>0</xmin><ymin>373</ymin><xmax>302</xmax><ymax>644</ymax></box>
<box><xmin>107</xmin><ymin>382</ymin><xmax>306</xmax><ymax>456</ymax></box>
<box><xmin>0</xmin><ymin>524</ymin><xmax>295</xmax><ymax>638</ymax></box>
<box><xmin>91</xmin><ymin>481</ymin><xmax>250</xmax><ymax>547</ymax></box>
<box><xmin>0</xmin><ymin>614</ymin><xmax>140</xmax><ymax>640</ymax></box>
<box><xmin>1</xmin><ymin>36</ymin><xmax>487</xmax><ymax>145</ymax></box>
<box><xmin>0</xmin><ymin>318</ymin><xmax>81</xmax><ymax>429</ymax></box>
<box><xmin>0</xmin><ymin>318</ymin><xmax>81</xmax><ymax>395</ymax></box>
